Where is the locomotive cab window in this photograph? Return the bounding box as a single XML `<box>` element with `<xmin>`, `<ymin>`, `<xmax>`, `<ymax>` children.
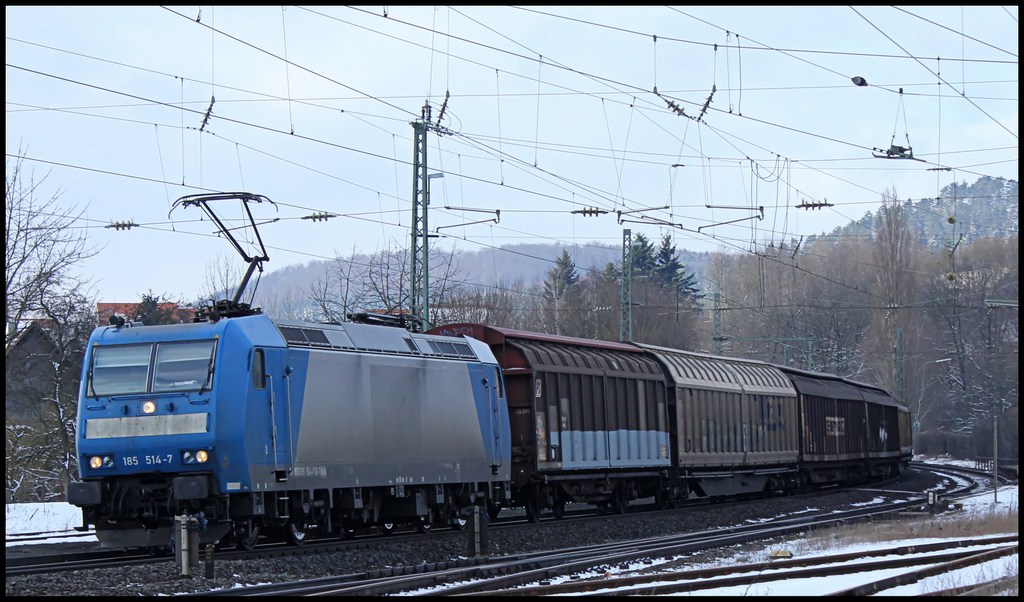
<box><xmin>152</xmin><ymin>341</ymin><xmax>216</xmax><ymax>393</ymax></box>
<box><xmin>252</xmin><ymin>349</ymin><xmax>266</xmax><ymax>389</ymax></box>
<box><xmin>90</xmin><ymin>344</ymin><xmax>153</xmax><ymax>397</ymax></box>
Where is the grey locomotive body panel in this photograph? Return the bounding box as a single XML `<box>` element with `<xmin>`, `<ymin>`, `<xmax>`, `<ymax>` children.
<box><xmin>281</xmin><ymin>350</ymin><xmax>496</xmax><ymax>491</ymax></box>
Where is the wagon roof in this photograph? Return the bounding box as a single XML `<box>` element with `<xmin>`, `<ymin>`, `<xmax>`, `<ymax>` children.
<box><xmin>429</xmin><ymin>323</ymin><xmax>645</xmax><ymax>353</ymax></box>
<box><xmin>636</xmin><ymin>343</ymin><xmax>796</xmax><ymax>395</ymax></box>
<box><xmin>771</xmin><ymin>363</ymin><xmax>904</xmax><ymax>408</ymax></box>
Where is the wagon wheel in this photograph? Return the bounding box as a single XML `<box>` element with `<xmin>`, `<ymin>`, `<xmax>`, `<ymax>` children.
<box><xmin>525</xmin><ymin>492</ymin><xmax>541</xmax><ymax>523</ymax></box>
<box><xmin>611</xmin><ymin>489</ymin><xmax>627</xmax><ymax>515</ymax></box>
<box><xmin>450</xmin><ymin>513</ymin><xmax>469</xmax><ymax>531</ymax></box>
<box><xmin>234</xmin><ymin>518</ymin><xmax>261</xmax><ymax>551</ymax></box>
<box><xmin>486</xmin><ymin>501</ymin><xmax>502</xmax><ymax>522</ymax></box>
<box><xmin>381</xmin><ymin>521</ymin><xmax>397</xmax><ymax>536</ymax></box>
<box><xmin>417</xmin><ymin>515</ymin><xmax>433</xmax><ymax>534</ymax></box>
<box><xmin>551</xmin><ymin>498</ymin><xmax>566</xmax><ymax>519</ymax></box>
<box><xmin>286</xmin><ymin>518</ymin><xmax>310</xmax><ymax>546</ymax></box>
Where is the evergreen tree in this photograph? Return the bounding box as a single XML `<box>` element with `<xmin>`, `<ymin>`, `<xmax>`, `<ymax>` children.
<box><xmin>131</xmin><ymin>290</ymin><xmax>178</xmax><ymax>325</ymax></box>
<box><xmin>542</xmin><ymin>249</ymin><xmax>580</xmax><ymax>303</ymax></box>
<box><xmin>541</xmin><ymin>249</ymin><xmax>582</xmax><ymax>336</ymax></box>
<box><xmin>654</xmin><ymin>234</ymin><xmax>703</xmax><ymax>302</ymax></box>
<box><xmin>629</xmin><ymin>233</ymin><xmax>657</xmax><ymax>277</ymax></box>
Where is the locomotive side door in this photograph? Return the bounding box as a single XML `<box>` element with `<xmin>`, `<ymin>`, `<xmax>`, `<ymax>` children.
<box><xmin>258</xmin><ymin>347</ymin><xmax>294</xmax><ymax>481</ymax></box>
<box><xmin>487</xmin><ymin>364</ymin><xmax>505</xmax><ymax>472</ymax></box>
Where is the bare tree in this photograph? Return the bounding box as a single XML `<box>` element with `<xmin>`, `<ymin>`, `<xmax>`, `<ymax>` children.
<box><xmin>258</xmin><ymin>287</ymin><xmax>313</xmax><ymax>320</ymax></box>
<box><xmin>442</xmin><ymin>278</ymin><xmax>537</xmax><ymax>329</ymax></box>
<box><xmin>362</xmin><ymin>246</ymin><xmax>411</xmax><ymax>316</ymax></box>
<box><xmin>5</xmin><ymin>151</ymin><xmax>98</xmax><ymax>344</ymax></box>
<box><xmin>422</xmin><ymin>247</ymin><xmax>469</xmax><ymax>328</ymax></box>
<box><xmin>199</xmin><ymin>251</ymin><xmax>245</xmax><ymax>304</ymax></box>
<box><xmin>869</xmin><ymin>190</ymin><xmax>916</xmax><ymax>399</ymax></box>
<box><xmin>5</xmin><ymin>150</ymin><xmax>100</xmax><ymax>502</ymax></box>
<box><xmin>309</xmin><ymin>247</ymin><xmax>367</xmax><ymax>323</ymax></box>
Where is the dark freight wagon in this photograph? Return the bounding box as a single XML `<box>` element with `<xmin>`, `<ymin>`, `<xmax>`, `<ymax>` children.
<box><xmin>855</xmin><ymin>379</ymin><xmax>912</xmax><ymax>475</ymax></box>
<box><xmin>781</xmin><ymin>367</ymin><xmax>874</xmax><ymax>485</ymax></box>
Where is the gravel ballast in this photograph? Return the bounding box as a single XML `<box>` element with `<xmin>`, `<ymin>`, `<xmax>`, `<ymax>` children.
<box><xmin>4</xmin><ymin>469</ymin><xmax>950</xmax><ymax>596</ymax></box>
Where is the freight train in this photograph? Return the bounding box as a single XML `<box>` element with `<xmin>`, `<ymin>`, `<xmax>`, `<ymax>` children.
<box><xmin>69</xmin><ymin>312</ymin><xmax>911</xmax><ymax>550</ymax></box>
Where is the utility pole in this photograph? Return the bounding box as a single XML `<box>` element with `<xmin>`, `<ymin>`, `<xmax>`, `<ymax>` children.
<box><xmin>895</xmin><ymin>327</ymin><xmax>906</xmax><ymax>405</ymax></box>
<box><xmin>620</xmin><ymin>229</ymin><xmax>632</xmax><ymax>342</ymax></box>
<box><xmin>983</xmin><ymin>298</ymin><xmax>1017</xmax><ymax>504</ymax></box>
<box><xmin>712</xmin><ymin>290</ymin><xmax>724</xmax><ymax>355</ymax></box>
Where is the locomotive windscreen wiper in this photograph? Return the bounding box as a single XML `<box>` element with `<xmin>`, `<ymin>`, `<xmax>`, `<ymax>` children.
<box><xmin>197</xmin><ymin>356</ymin><xmax>214</xmax><ymax>395</ymax></box>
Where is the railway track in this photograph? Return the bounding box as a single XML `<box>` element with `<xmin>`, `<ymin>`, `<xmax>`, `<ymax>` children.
<box><xmin>476</xmin><ymin>536</ymin><xmax>1018</xmax><ymax>596</ymax></box>
<box><xmin>3</xmin><ymin>479</ymin><xmax>917</xmax><ymax>577</ymax></box>
<box><xmin>6</xmin><ymin>463</ymin><xmax>1002</xmax><ymax>592</ymax></box>
<box><xmin>182</xmin><ymin>495</ymin><xmax>942</xmax><ymax>596</ymax></box>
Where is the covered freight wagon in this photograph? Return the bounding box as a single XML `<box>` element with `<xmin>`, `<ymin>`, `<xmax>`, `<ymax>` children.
<box><xmin>430</xmin><ymin>324</ymin><xmax>669</xmax><ymax>520</ymax></box>
<box><xmin>638</xmin><ymin>344</ymin><xmax>800</xmax><ymax>499</ymax></box>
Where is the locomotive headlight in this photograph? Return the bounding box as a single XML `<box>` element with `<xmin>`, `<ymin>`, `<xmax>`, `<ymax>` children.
<box><xmin>182</xmin><ymin>450</ymin><xmax>210</xmax><ymax>464</ymax></box>
<box><xmin>89</xmin><ymin>455</ymin><xmax>115</xmax><ymax>469</ymax></box>
<box><xmin>142</xmin><ymin>400</ymin><xmax>157</xmax><ymax>414</ymax></box>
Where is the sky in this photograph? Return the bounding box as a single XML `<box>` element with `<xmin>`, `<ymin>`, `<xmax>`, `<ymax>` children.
<box><xmin>5</xmin><ymin>6</ymin><xmax>1019</xmax><ymax>304</ymax></box>
<box><xmin>5</xmin><ymin>457</ymin><xmax>1018</xmax><ymax>595</ymax></box>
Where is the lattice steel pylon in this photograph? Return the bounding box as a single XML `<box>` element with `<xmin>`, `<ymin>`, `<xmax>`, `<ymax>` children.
<box><xmin>410</xmin><ymin>104</ymin><xmax>431</xmax><ymax>331</ymax></box>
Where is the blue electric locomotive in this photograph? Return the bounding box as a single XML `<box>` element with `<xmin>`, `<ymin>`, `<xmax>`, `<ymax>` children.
<box><xmin>69</xmin><ymin>312</ymin><xmax>512</xmax><ymax>549</ymax></box>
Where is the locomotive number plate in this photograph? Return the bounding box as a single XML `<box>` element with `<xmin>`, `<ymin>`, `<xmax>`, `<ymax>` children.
<box><xmin>122</xmin><ymin>454</ymin><xmax>174</xmax><ymax>467</ymax></box>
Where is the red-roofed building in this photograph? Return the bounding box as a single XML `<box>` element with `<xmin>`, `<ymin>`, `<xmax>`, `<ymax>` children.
<box><xmin>96</xmin><ymin>302</ymin><xmax>197</xmax><ymax>326</ymax></box>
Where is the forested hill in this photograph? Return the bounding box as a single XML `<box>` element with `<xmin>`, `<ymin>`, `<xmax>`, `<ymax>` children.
<box><xmin>248</xmin><ymin>176</ymin><xmax>1014</xmax><ymax>306</ymax></box>
<box><xmin>807</xmin><ymin>176</ymin><xmax>1018</xmax><ymax>248</ymax></box>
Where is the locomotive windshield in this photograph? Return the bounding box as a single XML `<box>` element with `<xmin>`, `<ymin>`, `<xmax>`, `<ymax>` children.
<box><xmin>89</xmin><ymin>340</ymin><xmax>216</xmax><ymax>397</ymax></box>
<box><xmin>153</xmin><ymin>341</ymin><xmax>217</xmax><ymax>393</ymax></box>
<box><xmin>90</xmin><ymin>344</ymin><xmax>152</xmax><ymax>396</ymax></box>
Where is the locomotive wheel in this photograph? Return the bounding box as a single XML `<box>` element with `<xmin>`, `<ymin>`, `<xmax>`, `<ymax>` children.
<box><xmin>234</xmin><ymin>519</ymin><xmax>261</xmax><ymax>551</ymax></box>
<box><xmin>552</xmin><ymin>499</ymin><xmax>566</xmax><ymax>519</ymax></box>
<box><xmin>148</xmin><ymin>544</ymin><xmax>173</xmax><ymax>557</ymax></box>
<box><xmin>339</xmin><ymin>520</ymin><xmax>357</xmax><ymax>540</ymax></box>
<box><xmin>381</xmin><ymin>521</ymin><xmax>396</xmax><ymax>536</ymax></box>
<box><xmin>286</xmin><ymin>520</ymin><xmax>309</xmax><ymax>546</ymax></box>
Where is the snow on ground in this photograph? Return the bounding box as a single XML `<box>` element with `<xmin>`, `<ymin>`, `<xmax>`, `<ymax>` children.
<box><xmin>5</xmin><ymin>501</ymin><xmax>95</xmax><ymax>545</ymax></box>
